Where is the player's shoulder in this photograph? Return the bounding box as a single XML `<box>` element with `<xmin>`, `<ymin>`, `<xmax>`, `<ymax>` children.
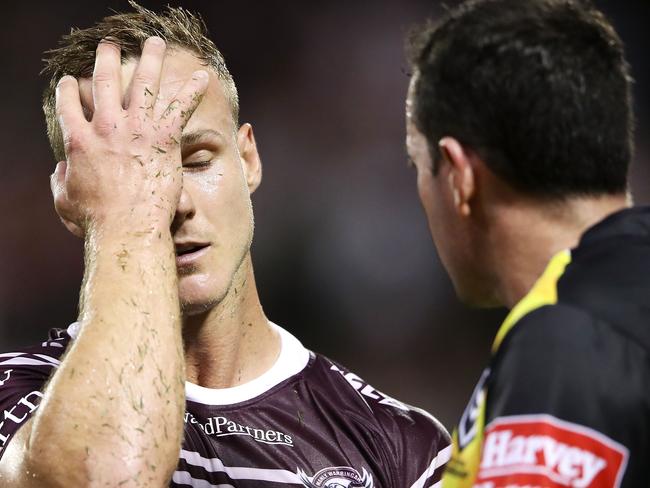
<box><xmin>0</xmin><ymin>327</ymin><xmax>71</xmax><ymax>376</ymax></box>
<box><xmin>0</xmin><ymin>328</ymin><xmax>71</xmax><ymax>459</ymax></box>
<box><xmin>305</xmin><ymin>352</ymin><xmax>450</xmax><ymax>445</ymax></box>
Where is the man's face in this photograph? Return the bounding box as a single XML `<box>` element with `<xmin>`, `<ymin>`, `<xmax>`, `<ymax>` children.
<box><xmin>109</xmin><ymin>49</ymin><xmax>258</xmax><ymax>314</ymax></box>
<box><xmin>405</xmin><ymin>76</ymin><xmax>454</xmax><ymax>278</ymax></box>
<box><xmin>405</xmin><ymin>75</ymin><xmax>490</xmax><ymax>305</ymax></box>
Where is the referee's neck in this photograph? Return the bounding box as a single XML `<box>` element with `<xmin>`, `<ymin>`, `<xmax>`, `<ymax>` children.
<box><xmin>492</xmin><ymin>194</ymin><xmax>629</xmax><ymax>309</ymax></box>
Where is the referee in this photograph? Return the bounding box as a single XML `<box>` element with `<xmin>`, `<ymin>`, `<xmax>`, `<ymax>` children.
<box><xmin>405</xmin><ymin>0</ymin><xmax>649</xmax><ymax>486</ymax></box>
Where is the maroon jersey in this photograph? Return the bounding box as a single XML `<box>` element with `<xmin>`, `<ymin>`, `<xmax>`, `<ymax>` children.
<box><xmin>0</xmin><ymin>322</ymin><xmax>450</xmax><ymax>487</ymax></box>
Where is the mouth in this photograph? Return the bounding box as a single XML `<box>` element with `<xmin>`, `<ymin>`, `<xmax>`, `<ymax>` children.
<box><xmin>174</xmin><ymin>242</ymin><xmax>210</xmax><ymax>266</ymax></box>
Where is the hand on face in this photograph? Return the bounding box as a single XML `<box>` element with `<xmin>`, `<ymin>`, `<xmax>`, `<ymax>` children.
<box><xmin>50</xmin><ymin>36</ymin><xmax>209</xmax><ymax>238</ymax></box>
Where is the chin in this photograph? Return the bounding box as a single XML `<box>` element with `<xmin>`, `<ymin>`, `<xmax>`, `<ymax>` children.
<box><xmin>178</xmin><ymin>275</ymin><xmax>230</xmax><ymax>316</ymax></box>
<box><xmin>179</xmin><ymin>298</ymin><xmax>214</xmax><ymax>316</ymax></box>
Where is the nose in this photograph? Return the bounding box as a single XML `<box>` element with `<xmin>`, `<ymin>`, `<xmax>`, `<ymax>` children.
<box><xmin>171</xmin><ymin>184</ymin><xmax>195</xmax><ymax>233</ymax></box>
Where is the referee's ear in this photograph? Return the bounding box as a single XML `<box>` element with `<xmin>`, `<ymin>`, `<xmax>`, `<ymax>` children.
<box><xmin>438</xmin><ymin>137</ymin><xmax>475</xmax><ymax>218</ymax></box>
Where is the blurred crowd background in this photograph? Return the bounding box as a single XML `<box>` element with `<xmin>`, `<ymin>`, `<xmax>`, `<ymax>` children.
<box><xmin>0</xmin><ymin>0</ymin><xmax>647</xmax><ymax>429</ymax></box>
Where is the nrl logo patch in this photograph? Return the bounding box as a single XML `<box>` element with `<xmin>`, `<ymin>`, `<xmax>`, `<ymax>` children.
<box><xmin>297</xmin><ymin>466</ymin><xmax>374</xmax><ymax>488</ymax></box>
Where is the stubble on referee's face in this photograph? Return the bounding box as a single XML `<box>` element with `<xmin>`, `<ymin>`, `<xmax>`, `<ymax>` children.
<box><xmin>405</xmin><ymin>74</ymin><xmax>497</xmax><ymax>307</ymax></box>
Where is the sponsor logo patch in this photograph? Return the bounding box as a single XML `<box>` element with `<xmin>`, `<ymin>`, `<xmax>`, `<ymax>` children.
<box><xmin>184</xmin><ymin>412</ymin><xmax>293</xmax><ymax>447</ymax></box>
<box><xmin>0</xmin><ymin>370</ymin><xmax>12</xmax><ymax>386</ymax></box>
<box><xmin>297</xmin><ymin>466</ymin><xmax>374</xmax><ymax>488</ymax></box>
<box><xmin>329</xmin><ymin>364</ymin><xmax>408</xmax><ymax>411</ymax></box>
<box><xmin>0</xmin><ymin>390</ymin><xmax>44</xmax><ymax>447</ymax></box>
<box><xmin>477</xmin><ymin>414</ymin><xmax>628</xmax><ymax>487</ymax></box>
<box><xmin>458</xmin><ymin>368</ymin><xmax>489</xmax><ymax>449</ymax></box>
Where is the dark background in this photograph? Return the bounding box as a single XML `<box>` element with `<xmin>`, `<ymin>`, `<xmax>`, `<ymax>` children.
<box><xmin>0</xmin><ymin>0</ymin><xmax>647</xmax><ymax>429</ymax></box>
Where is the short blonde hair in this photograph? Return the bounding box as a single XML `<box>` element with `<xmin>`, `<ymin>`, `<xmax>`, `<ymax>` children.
<box><xmin>41</xmin><ymin>1</ymin><xmax>239</xmax><ymax>161</ymax></box>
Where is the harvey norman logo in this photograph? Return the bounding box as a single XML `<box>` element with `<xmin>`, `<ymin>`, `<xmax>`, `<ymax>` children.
<box><xmin>476</xmin><ymin>415</ymin><xmax>628</xmax><ymax>487</ymax></box>
<box><xmin>184</xmin><ymin>413</ymin><xmax>293</xmax><ymax>447</ymax></box>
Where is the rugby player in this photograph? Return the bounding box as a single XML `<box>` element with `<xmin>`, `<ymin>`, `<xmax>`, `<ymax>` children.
<box><xmin>405</xmin><ymin>0</ymin><xmax>649</xmax><ymax>486</ymax></box>
<box><xmin>0</xmin><ymin>4</ymin><xmax>449</xmax><ymax>487</ymax></box>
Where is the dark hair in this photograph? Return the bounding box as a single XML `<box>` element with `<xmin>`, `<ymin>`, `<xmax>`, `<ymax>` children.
<box><xmin>42</xmin><ymin>1</ymin><xmax>238</xmax><ymax>162</ymax></box>
<box><xmin>407</xmin><ymin>0</ymin><xmax>634</xmax><ymax>197</ymax></box>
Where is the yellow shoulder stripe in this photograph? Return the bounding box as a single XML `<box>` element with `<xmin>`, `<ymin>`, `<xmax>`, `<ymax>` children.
<box><xmin>492</xmin><ymin>249</ymin><xmax>571</xmax><ymax>353</ymax></box>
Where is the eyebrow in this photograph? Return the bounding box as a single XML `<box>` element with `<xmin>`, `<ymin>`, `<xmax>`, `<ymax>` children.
<box><xmin>181</xmin><ymin>129</ymin><xmax>224</xmax><ymax>147</ymax></box>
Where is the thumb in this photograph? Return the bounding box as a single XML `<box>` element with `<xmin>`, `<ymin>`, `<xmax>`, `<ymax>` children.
<box><xmin>50</xmin><ymin>161</ymin><xmax>85</xmax><ymax>239</ymax></box>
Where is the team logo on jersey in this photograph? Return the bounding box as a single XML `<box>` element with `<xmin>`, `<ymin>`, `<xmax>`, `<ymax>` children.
<box><xmin>329</xmin><ymin>364</ymin><xmax>409</xmax><ymax>412</ymax></box>
<box><xmin>458</xmin><ymin>368</ymin><xmax>489</xmax><ymax>449</ymax></box>
<box><xmin>297</xmin><ymin>466</ymin><xmax>374</xmax><ymax>488</ymax></box>
<box><xmin>0</xmin><ymin>370</ymin><xmax>12</xmax><ymax>386</ymax></box>
<box><xmin>476</xmin><ymin>414</ymin><xmax>629</xmax><ymax>487</ymax></box>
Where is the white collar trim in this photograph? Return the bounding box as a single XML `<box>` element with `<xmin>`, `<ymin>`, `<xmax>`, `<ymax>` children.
<box><xmin>67</xmin><ymin>321</ymin><xmax>81</xmax><ymax>339</ymax></box>
<box><xmin>185</xmin><ymin>322</ymin><xmax>310</xmax><ymax>405</ymax></box>
<box><xmin>66</xmin><ymin>322</ymin><xmax>310</xmax><ymax>406</ymax></box>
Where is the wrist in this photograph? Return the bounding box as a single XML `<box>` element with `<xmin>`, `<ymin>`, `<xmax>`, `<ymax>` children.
<box><xmin>85</xmin><ymin>212</ymin><xmax>173</xmax><ymax>244</ymax></box>
<box><xmin>84</xmin><ymin>220</ymin><xmax>175</xmax><ymax>264</ymax></box>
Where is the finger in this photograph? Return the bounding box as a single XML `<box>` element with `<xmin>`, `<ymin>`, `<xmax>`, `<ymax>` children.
<box><xmin>92</xmin><ymin>39</ymin><xmax>122</xmax><ymax>115</ymax></box>
<box><xmin>50</xmin><ymin>161</ymin><xmax>72</xmax><ymax>218</ymax></box>
<box><xmin>60</xmin><ymin>216</ymin><xmax>85</xmax><ymax>239</ymax></box>
<box><xmin>128</xmin><ymin>36</ymin><xmax>166</xmax><ymax>115</ymax></box>
<box><xmin>55</xmin><ymin>76</ymin><xmax>87</xmax><ymax>152</ymax></box>
<box><xmin>50</xmin><ymin>162</ymin><xmax>84</xmax><ymax>238</ymax></box>
<box><xmin>78</xmin><ymin>78</ymin><xmax>95</xmax><ymax>121</ymax></box>
<box><xmin>49</xmin><ymin>161</ymin><xmax>66</xmax><ymax>201</ymax></box>
<box><xmin>161</xmin><ymin>70</ymin><xmax>209</xmax><ymax>136</ymax></box>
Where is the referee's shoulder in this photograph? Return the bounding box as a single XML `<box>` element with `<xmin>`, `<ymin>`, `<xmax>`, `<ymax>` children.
<box><xmin>504</xmin><ymin>301</ymin><xmax>647</xmax><ymax>356</ymax></box>
<box><xmin>504</xmin><ymin>302</ymin><xmax>596</xmax><ymax>350</ymax></box>
<box><xmin>492</xmin><ymin>301</ymin><xmax>647</xmax><ymax>403</ymax></box>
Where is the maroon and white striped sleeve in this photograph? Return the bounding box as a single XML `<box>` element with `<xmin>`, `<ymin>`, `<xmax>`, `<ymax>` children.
<box><xmin>0</xmin><ymin>345</ymin><xmax>64</xmax><ymax>460</ymax></box>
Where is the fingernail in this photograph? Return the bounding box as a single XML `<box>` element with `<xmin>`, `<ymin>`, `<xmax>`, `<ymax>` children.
<box><xmin>147</xmin><ymin>36</ymin><xmax>165</xmax><ymax>47</ymax></box>
<box><xmin>99</xmin><ymin>37</ymin><xmax>118</xmax><ymax>46</ymax></box>
<box><xmin>57</xmin><ymin>75</ymin><xmax>73</xmax><ymax>87</ymax></box>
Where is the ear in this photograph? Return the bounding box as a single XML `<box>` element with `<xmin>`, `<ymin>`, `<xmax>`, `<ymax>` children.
<box><xmin>236</xmin><ymin>123</ymin><xmax>262</xmax><ymax>194</ymax></box>
<box><xmin>438</xmin><ymin>137</ymin><xmax>476</xmax><ymax>217</ymax></box>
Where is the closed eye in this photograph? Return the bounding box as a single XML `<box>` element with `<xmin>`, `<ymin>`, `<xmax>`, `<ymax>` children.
<box><xmin>182</xmin><ymin>148</ymin><xmax>217</xmax><ymax>172</ymax></box>
<box><xmin>183</xmin><ymin>160</ymin><xmax>212</xmax><ymax>171</ymax></box>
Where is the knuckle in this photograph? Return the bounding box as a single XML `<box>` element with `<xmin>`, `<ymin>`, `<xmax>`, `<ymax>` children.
<box><xmin>53</xmin><ymin>193</ymin><xmax>76</xmax><ymax>220</ymax></box>
<box><xmin>132</xmin><ymin>72</ymin><xmax>155</xmax><ymax>88</ymax></box>
<box><xmin>62</xmin><ymin>132</ymin><xmax>85</xmax><ymax>154</ymax></box>
<box><xmin>92</xmin><ymin>71</ymin><xmax>114</xmax><ymax>84</ymax></box>
<box><xmin>53</xmin><ymin>193</ymin><xmax>69</xmax><ymax>213</ymax></box>
<box><xmin>126</xmin><ymin>114</ymin><xmax>144</xmax><ymax>131</ymax></box>
<box><xmin>93</xmin><ymin>114</ymin><xmax>118</xmax><ymax>136</ymax></box>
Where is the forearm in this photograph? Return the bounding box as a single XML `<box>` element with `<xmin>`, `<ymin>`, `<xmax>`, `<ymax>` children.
<box><xmin>27</xmin><ymin>225</ymin><xmax>184</xmax><ymax>487</ymax></box>
<box><xmin>9</xmin><ymin>34</ymin><xmax>210</xmax><ymax>487</ymax></box>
